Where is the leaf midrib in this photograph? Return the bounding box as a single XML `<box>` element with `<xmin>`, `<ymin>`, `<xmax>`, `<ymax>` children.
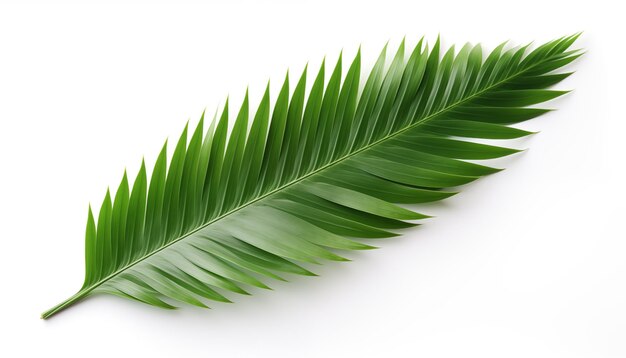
<box><xmin>78</xmin><ymin>58</ymin><xmax>545</xmax><ymax>299</ymax></box>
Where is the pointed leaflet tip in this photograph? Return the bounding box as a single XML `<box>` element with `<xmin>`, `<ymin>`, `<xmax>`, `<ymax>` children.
<box><xmin>564</xmin><ymin>32</ymin><xmax>583</xmax><ymax>44</ymax></box>
<box><xmin>223</xmin><ymin>97</ymin><xmax>230</xmax><ymax>113</ymax></box>
<box><xmin>413</xmin><ymin>36</ymin><xmax>424</xmax><ymax>53</ymax></box>
<box><xmin>333</xmin><ymin>255</ymin><xmax>351</xmax><ymax>262</ymax></box>
<box><xmin>193</xmin><ymin>111</ymin><xmax>205</xmax><ymax>136</ymax></box>
<box><xmin>381</xmin><ymin>41</ymin><xmax>390</xmax><ymax>60</ymax></box>
<box><xmin>159</xmin><ymin>139</ymin><xmax>168</xmax><ymax>159</ymax></box>
<box><xmin>359</xmin><ymin>244</ymin><xmax>378</xmax><ymax>250</ymax></box>
<box><xmin>568</xmin><ymin>31</ymin><xmax>583</xmax><ymax>46</ymax></box>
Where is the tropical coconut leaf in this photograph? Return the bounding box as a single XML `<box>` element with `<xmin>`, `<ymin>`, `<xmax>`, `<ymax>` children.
<box><xmin>41</xmin><ymin>34</ymin><xmax>582</xmax><ymax>319</ymax></box>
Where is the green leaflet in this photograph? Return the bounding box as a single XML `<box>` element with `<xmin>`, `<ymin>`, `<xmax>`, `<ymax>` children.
<box><xmin>41</xmin><ymin>34</ymin><xmax>582</xmax><ymax>319</ymax></box>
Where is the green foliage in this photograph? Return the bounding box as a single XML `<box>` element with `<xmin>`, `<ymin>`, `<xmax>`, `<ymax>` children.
<box><xmin>42</xmin><ymin>34</ymin><xmax>582</xmax><ymax>318</ymax></box>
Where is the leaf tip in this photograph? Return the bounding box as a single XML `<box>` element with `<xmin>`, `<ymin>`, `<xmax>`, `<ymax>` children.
<box><xmin>300</xmin><ymin>268</ymin><xmax>318</xmax><ymax>277</ymax></box>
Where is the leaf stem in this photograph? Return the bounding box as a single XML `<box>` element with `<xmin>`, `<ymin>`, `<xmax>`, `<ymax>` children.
<box><xmin>41</xmin><ymin>290</ymin><xmax>90</xmax><ymax>319</ymax></box>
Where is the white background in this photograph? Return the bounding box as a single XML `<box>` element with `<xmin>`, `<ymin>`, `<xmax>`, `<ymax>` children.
<box><xmin>1</xmin><ymin>0</ymin><xmax>624</xmax><ymax>357</ymax></box>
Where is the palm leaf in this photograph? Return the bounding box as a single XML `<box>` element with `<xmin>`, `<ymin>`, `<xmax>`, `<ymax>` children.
<box><xmin>41</xmin><ymin>34</ymin><xmax>582</xmax><ymax>319</ymax></box>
